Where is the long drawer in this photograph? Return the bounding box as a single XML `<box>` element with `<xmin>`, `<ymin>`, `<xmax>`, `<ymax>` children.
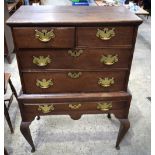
<box><xmin>17</xmin><ymin>48</ymin><xmax>131</xmax><ymax>70</ymax></box>
<box><xmin>13</xmin><ymin>27</ymin><xmax>75</xmax><ymax>48</ymax></box>
<box><xmin>77</xmin><ymin>26</ymin><xmax>134</xmax><ymax>47</ymax></box>
<box><xmin>24</xmin><ymin>101</ymin><xmax>129</xmax><ymax>114</ymax></box>
<box><xmin>22</xmin><ymin>70</ymin><xmax>128</xmax><ymax>93</ymax></box>
<box><xmin>22</xmin><ymin>100</ymin><xmax>129</xmax><ymax>115</ymax></box>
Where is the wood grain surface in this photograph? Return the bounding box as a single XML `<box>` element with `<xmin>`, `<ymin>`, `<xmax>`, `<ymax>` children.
<box><xmin>6</xmin><ymin>6</ymin><xmax>142</xmax><ymax>26</ymax></box>
<box><xmin>17</xmin><ymin>48</ymin><xmax>131</xmax><ymax>70</ymax></box>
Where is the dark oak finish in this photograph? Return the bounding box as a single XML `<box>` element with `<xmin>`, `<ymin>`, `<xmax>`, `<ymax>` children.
<box><xmin>18</xmin><ymin>91</ymin><xmax>131</xmax><ymax>123</ymax></box>
<box><xmin>6</xmin><ymin>6</ymin><xmax>142</xmax><ymax>26</ymax></box>
<box><xmin>6</xmin><ymin>6</ymin><xmax>142</xmax><ymax>152</ymax></box>
<box><xmin>23</xmin><ymin>101</ymin><xmax>127</xmax><ymax>113</ymax></box>
<box><xmin>22</xmin><ymin>70</ymin><xmax>127</xmax><ymax>93</ymax></box>
<box><xmin>20</xmin><ymin>122</ymin><xmax>35</xmax><ymax>152</ymax></box>
<box><xmin>116</xmin><ymin>119</ymin><xmax>130</xmax><ymax>150</ymax></box>
<box><xmin>17</xmin><ymin>48</ymin><xmax>131</xmax><ymax>70</ymax></box>
<box><xmin>18</xmin><ymin>91</ymin><xmax>132</xmax><ymax>102</ymax></box>
<box><xmin>13</xmin><ymin>27</ymin><xmax>75</xmax><ymax>49</ymax></box>
<box><xmin>77</xmin><ymin>26</ymin><xmax>134</xmax><ymax>47</ymax></box>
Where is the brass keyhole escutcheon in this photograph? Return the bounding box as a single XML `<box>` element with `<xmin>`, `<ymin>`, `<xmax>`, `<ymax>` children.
<box><xmin>68</xmin><ymin>49</ymin><xmax>83</xmax><ymax>57</ymax></box>
<box><xmin>68</xmin><ymin>72</ymin><xmax>82</xmax><ymax>79</ymax></box>
<box><xmin>69</xmin><ymin>104</ymin><xmax>81</xmax><ymax>110</ymax></box>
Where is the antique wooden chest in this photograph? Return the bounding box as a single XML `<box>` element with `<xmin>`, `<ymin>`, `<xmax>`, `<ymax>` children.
<box><xmin>7</xmin><ymin>6</ymin><xmax>142</xmax><ymax>152</ymax></box>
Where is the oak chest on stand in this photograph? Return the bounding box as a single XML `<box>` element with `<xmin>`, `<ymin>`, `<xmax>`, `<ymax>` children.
<box><xmin>7</xmin><ymin>6</ymin><xmax>142</xmax><ymax>152</ymax></box>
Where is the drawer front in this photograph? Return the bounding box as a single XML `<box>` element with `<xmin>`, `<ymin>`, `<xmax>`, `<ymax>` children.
<box><xmin>77</xmin><ymin>27</ymin><xmax>134</xmax><ymax>47</ymax></box>
<box><xmin>18</xmin><ymin>48</ymin><xmax>131</xmax><ymax>70</ymax></box>
<box><xmin>22</xmin><ymin>101</ymin><xmax>128</xmax><ymax>115</ymax></box>
<box><xmin>13</xmin><ymin>27</ymin><xmax>75</xmax><ymax>48</ymax></box>
<box><xmin>22</xmin><ymin>71</ymin><xmax>127</xmax><ymax>93</ymax></box>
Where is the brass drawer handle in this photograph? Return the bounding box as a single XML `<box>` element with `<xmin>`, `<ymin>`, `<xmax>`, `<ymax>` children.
<box><xmin>33</xmin><ymin>55</ymin><xmax>52</xmax><ymax>67</ymax></box>
<box><xmin>98</xmin><ymin>77</ymin><xmax>114</xmax><ymax>87</ymax></box>
<box><xmin>35</xmin><ymin>29</ymin><xmax>55</xmax><ymax>42</ymax></box>
<box><xmin>68</xmin><ymin>49</ymin><xmax>83</xmax><ymax>57</ymax></box>
<box><xmin>69</xmin><ymin>104</ymin><xmax>81</xmax><ymax>110</ymax></box>
<box><xmin>100</xmin><ymin>54</ymin><xmax>118</xmax><ymax>65</ymax></box>
<box><xmin>68</xmin><ymin>72</ymin><xmax>82</xmax><ymax>79</ymax></box>
<box><xmin>96</xmin><ymin>28</ymin><xmax>115</xmax><ymax>40</ymax></box>
<box><xmin>38</xmin><ymin>104</ymin><xmax>55</xmax><ymax>113</ymax></box>
<box><xmin>97</xmin><ymin>102</ymin><xmax>112</xmax><ymax>111</ymax></box>
<box><xmin>36</xmin><ymin>79</ymin><xmax>53</xmax><ymax>89</ymax></box>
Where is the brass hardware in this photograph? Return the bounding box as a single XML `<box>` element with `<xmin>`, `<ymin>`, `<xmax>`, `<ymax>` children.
<box><xmin>36</xmin><ymin>79</ymin><xmax>53</xmax><ymax>89</ymax></box>
<box><xmin>68</xmin><ymin>49</ymin><xmax>83</xmax><ymax>57</ymax></box>
<box><xmin>96</xmin><ymin>28</ymin><xmax>115</xmax><ymax>40</ymax></box>
<box><xmin>69</xmin><ymin>104</ymin><xmax>81</xmax><ymax>110</ymax></box>
<box><xmin>33</xmin><ymin>55</ymin><xmax>52</xmax><ymax>67</ymax></box>
<box><xmin>35</xmin><ymin>29</ymin><xmax>55</xmax><ymax>42</ymax></box>
<box><xmin>38</xmin><ymin>104</ymin><xmax>54</xmax><ymax>113</ymax></box>
<box><xmin>100</xmin><ymin>54</ymin><xmax>118</xmax><ymax>65</ymax></box>
<box><xmin>97</xmin><ymin>102</ymin><xmax>112</xmax><ymax>111</ymax></box>
<box><xmin>68</xmin><ymin>72</ymin><xmax>82</xmax><ymax>79</ymax></box>
<box><xmin>98</xmin><ymin>77</ymin><xmax>114</xmax><ymax>87</ymax></box>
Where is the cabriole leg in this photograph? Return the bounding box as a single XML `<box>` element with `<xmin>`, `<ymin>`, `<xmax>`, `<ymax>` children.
<box><xmin>115</xmin><ymin>119</ymin><xmax>130</xmax><ymax>150</ymax></box>
<box><xmin>20</xmin><ymin>122</ymin><xmax>35</xmax><ymax>152</ymax></box>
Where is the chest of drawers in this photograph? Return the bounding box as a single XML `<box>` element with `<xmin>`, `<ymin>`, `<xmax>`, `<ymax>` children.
<box><xmin>7</xmin><ymin>6</ymin><xmax>142</xmax><ymax>152</ymax></box>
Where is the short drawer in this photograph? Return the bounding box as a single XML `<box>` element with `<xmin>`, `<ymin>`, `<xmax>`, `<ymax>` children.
<box><xmin>13</xmin><ymin>27</ymin><xmax>75</xmax><ymax>48</ymax></box>
<box><xmin>18</xmin><ymin>48</ymin><xmax>131</xmax><ymax>70</ymax></box>
<box><xmin>77</xmin><ymin>26</ymin><xmax>134</xmax><ymax>47</ymax></box>
<box><xmin>22</xmin><ymin>100</ymin><xmax>128</xmax><ymax>115</ymax></box>
<box><xmin>22</xmin><ymin>70</ymin><xmax>128</xmax><ymax>93</ymax></box>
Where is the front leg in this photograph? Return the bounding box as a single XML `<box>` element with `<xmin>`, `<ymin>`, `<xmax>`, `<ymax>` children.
<box><xmin>107</xmin><ymin>113</ymin><xmax>111</xmax><ymax>119</ymax></box>
<box><xmin>20</xmin><ymin>122</ymin><xmax>35</xmax><ymax>152</ymax></box>
<box><xmin>115</xmin><ymin>119</ymin><xmax>130</xmax><ymax>150</ymax></box>
<box><xmin>36</xmin><ymin>116</ymin><xmax>40</xmax><ymax>120</ymax></box>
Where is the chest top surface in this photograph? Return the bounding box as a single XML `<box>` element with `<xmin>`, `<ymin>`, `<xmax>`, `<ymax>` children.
<box><xmin>6</xmin><ymin>6</ymin><xmax>142</xmax><ymax>26</ymax></box>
